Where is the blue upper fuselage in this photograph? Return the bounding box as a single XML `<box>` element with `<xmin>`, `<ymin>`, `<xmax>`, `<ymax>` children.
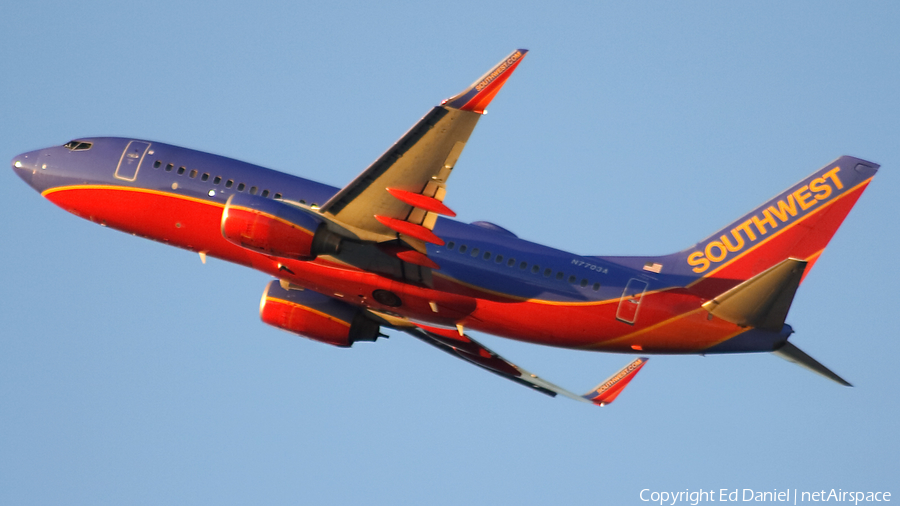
<box><xmin>11</xmin><ymin>137</ymin><xmax>681</xmax><ymax>304</ymax></box>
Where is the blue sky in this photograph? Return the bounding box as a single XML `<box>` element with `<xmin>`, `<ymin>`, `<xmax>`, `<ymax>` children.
<box><xmin>2</xmin><ymin>1</ymin><xmax>898</xmax><ymax>505</ymax></box>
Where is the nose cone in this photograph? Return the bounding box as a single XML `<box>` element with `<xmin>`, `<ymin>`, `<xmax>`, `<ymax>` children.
<box><xmin>11</xmin><ymin>151</ymin><xmax>39</xmax><ymax>188</ymax></box>
<box><xmin>11</xmin><ymin>148</ymin><xmax>58</xmax><ymax>193</ymax></box>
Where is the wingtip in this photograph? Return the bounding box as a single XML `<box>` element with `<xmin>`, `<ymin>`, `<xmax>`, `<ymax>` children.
<box><xmin>582</xmin><ymin>357</ymin><xmax>648</xmax><ymax>406</ymax></box>
<box><xmin>444</xmin><ymin>49</ymin><xmax>528</xmax><ymax>113</ymax></box>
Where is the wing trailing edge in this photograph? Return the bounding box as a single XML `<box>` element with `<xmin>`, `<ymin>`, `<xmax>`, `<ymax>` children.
<box><xmin>385</xmin><ymin>319</ymin><xmax>646</xmax><ymax>407</ymax></box>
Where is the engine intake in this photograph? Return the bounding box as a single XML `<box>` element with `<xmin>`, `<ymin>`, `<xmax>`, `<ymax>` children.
<box><xmin>259</xmin><ymin>281</ymin><xmax>380</xmax><ymax>347</ymax></box>
<box><xmin>221</xmin><ymin>193</ymin><xmax>341</xmax><ymax>259</ymax></box>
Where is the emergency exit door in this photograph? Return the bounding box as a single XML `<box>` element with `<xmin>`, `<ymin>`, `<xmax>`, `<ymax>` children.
<box><xmin>616</xmin><ymin>278</ymin><xmax>649</xmax><ymax>325</ymax></box>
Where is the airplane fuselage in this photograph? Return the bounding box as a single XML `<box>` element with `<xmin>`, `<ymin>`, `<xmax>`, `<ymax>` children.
<box><xmin>14</xmin><ymin>137</ymin><xmax>775</xmax><ymax>355</ymax></box>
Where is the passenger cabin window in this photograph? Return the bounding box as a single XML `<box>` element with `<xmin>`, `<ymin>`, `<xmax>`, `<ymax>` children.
<box><xmin>213</xmin><ymin>176</ymin><xmax>222</xmax><ymax>184</ymax></box>
<box><xmin>531</xmin><ymin>265</ymin><xmax>540</xmax><ymax>274</ymax></box>
<box><xmin>568</xmin><ymin>275</ymin><xmax>576</xmax><ymax>283</ymax></box>
<box><xmin>447</xmin><ymin>241</ymin><xmax>455</xmax><ymax>250</ymax></box>
<box><xmin>592</xmin><ymin>283</ymin><xmax>601</xmax><ymax>291</ymax></box>
<box><xmin>459</xmin><ymin>245</ymin><xmax>467</xmax><ymax>253</ymax></box>
<box><xmin>507</xmin><ymin>258</ymin><xmax>515</xmax><ymax>267</ymax></box>
<box><xmin>153</xmin><ymin>160</ymin><xmax>161</xmax><ymax>168</ymax></box>
<box><xmin>470</xmin><ymin>248</ymin><xmax>479</xmax><ymax>257</ymax></box>
<box><xmin>201</xmin><ymin>173</ymin><xmax>210</xmax><ymax>181</ymax></box>
<box><xmin>580</xmin><ymin>279</ymin><xmax>588</xmax><ymax>287</ymax></box>
<box><xmin>249</xmin><ymin>186</ymin><xmax>257</xmax><ymax>195</ymax></box>
<box><xmin>261</xmin><ymin>189</ymin><xmax>269</xmax><ymax>198</ymax></box>
<box><xmin>166</xmin><ymin>163</ymin><xmax>174</xmax><ymax>172</ymax></box>
<box><xmin>225</xmin><ymin>180</ymin><xmax>234</xmax><ymax>188</ymax></box>
<box><xmin>177</xmin><ymin>166</ymin><xmax>186</xmax><ymax>175</ymax></box>
<box><xmin>189</xmin><ymin>169</ymin><xmax>198</xmax><ymax>178</ymax></box>
<box><xmin>274</xmin><ymin>193</ymin><xmax>282</xmax><ymax>199</ymax></box>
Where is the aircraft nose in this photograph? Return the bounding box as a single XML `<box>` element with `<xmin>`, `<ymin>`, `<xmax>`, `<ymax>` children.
<box><xmin>11</xmin><ymin>150</ymin><xmax>42</xmax><ymax>189</ymax></box>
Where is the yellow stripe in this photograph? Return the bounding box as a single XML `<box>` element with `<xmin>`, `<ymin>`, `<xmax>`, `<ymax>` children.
<box><xmin>227</xmin><ymin>204</ymin><xmax>315</xmax><ymax>236</ymax></box>
<box><xmin>688</xmin><ymin>176</ymin><xmax>873</xmax><ymax>286</ymax></box>
<box><xmin>43</xmin><ymin>184</ymin><xmax>315</xmax><ymax>236</ymax></box>
<box><xmin>591</xmin><ymin>308</ymin><xmax>746</xmax><ymax>351</ymax></box>
<box><xmin>595</xmin><ymin>308</ymin><xmax>704</xmax><ymax>346</ymax></box>
<box><xmin>432</xmin><ymin>271</ymin><xmax>676</xmax><ymax>307</ymax></box>
<box><xmin>42</xmin><ymin>184</ymin><xmax>226</xmax><ymax>209</ymax></box>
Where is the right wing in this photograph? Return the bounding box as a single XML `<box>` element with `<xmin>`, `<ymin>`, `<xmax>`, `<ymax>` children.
<box><xmin>396</xmin><ymin>321</ymin><xmax>648</xmax><ymax>407</ymax></box>
<box><xmin>318</xmin><ymin>49</ymin><xmax>528</xmax><ymax>254</ymax></box>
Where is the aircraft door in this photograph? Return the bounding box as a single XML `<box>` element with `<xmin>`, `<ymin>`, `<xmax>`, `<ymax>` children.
<box><xmin>616</xmin><ymin>278</ymin><xmax>649</xmax><ymax>325</ymax></box>
<box><xmin>114</xmin><ymin>141</ymin><xmax>151</xmax><ymax>181</ymax></box>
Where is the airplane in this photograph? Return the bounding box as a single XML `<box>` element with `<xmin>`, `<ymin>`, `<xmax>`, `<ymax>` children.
<box><xmin>11</xmin><ymin>49</ymin><xmax>879</xmax><ymax>406</ymax></box>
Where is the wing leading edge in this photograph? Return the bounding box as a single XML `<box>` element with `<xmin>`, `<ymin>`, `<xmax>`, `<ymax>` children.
<box><xmin>318</xmin><ymin>49</ymin><xmax>528</xmax><ymax>253</ymax></box>
<box><xmin>396</xmin><ymin>322</ymin><xmax>647</xmax><ymax>407</ymax></box>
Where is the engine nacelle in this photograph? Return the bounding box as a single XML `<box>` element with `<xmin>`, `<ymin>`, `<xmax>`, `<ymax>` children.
<box><xmin>221</xmin><ymin>193</ymin><xmax>341</xmax><ymax>259</ymax></box>
<box><xmin>259</xmin><ymin>281</ymin><xmax>380</xmax><ymax>347</ymax></box>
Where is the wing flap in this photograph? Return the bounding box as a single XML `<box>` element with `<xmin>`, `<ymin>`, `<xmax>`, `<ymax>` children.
<box><xmin>395</xmin><ymin>322</ymin><xmax>646</xmax><ymax>406</ymax></box>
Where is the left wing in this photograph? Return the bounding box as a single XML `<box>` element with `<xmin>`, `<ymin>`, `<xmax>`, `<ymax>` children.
<box><xmin>318</xmin><ymin>49</ymin><xmax>527</xmax><ymax>253</ymax></box>
<box><xmin>396</xmin><ymin>322</ymin><xmax>648</xmax><ymax>407</ymax></box>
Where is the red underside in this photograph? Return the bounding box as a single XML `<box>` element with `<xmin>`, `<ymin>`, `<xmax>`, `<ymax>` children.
<box><xmin>43</xmin><ymin>183</ymin><xmax>868</xmax><ymax>354</ymax></box>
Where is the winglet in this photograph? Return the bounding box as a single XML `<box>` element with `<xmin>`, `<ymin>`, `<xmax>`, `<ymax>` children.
<box><xmin>582</xmin><ymin>357</ymin><xmax>649</xmax><ymax>406</ymax></box>
<box><xmin>444</xmin><ymin>49</ymin><xmax>528</xmax><ymax>113</ymax></box>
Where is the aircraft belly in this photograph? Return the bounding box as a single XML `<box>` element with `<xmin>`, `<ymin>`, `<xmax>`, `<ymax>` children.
<box><xmin>42</xmin><ymin>184</ymin><xmax>478</xmax><ymax>324</ymax></box>
<box><xmin>42</xmin><ymin>185</ymin><xmax>785</xmax><ymax>356</ymax></box>
<box><xmin>464</xmin><ymin>289</ymin><xmax>750</xmax><ymax>354</ymax></box>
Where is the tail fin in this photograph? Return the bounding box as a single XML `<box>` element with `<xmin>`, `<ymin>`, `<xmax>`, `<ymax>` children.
<box><xmin>607</xmin><ymin>156</ymin><xmax>878</xmax><ymax>298</ymax></box>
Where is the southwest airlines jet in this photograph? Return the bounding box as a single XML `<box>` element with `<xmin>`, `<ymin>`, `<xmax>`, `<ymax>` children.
<box><xmin>11</xmin><ymin>50</ymin><xmax>879</xmax><ymax>406</ymax></box>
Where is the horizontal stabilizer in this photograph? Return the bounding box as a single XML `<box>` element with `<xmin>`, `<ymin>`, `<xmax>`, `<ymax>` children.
<box><xmin>702</xmin><ymin>258</ymin><xmax>807</xmax><ymax>331</ymax></box>
<box><xmin>773</xmin><ymin>341</ymin><xmax>851</xmax><ymax>386</ymax></box>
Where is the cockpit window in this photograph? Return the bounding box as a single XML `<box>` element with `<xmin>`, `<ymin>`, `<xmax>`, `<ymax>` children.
<box><xmin>63</xmin><ymin>140</ymin><xmax>93</xmax><ymax>151</ymax></box>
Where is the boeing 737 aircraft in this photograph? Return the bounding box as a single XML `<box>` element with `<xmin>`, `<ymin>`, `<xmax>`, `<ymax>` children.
<box><xmin>11</xmin><ymin>50</ymin><xmax>879</xmax><ymax>406</ymax></box>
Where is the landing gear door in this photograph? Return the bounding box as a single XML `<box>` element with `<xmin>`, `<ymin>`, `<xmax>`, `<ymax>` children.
<box><xmin>616</xmin><ymin>278</ymin><xmax>649</xmax><ymax>325</ymax></box>
<box><xmin>115</xmin><ymin>141</ymin><xmax>150</xmax><ymax>182</ymax></box>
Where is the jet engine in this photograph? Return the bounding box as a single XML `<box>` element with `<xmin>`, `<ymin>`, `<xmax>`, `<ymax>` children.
<box><xmin>221</xmin><ymin>193</ymin><xmax>341</xmax><ymax>259</ymax></box>
<box><xmin>259</xmin><ymin>281</ymin><xmax>380</xmax><ymax>347</ymax></box>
